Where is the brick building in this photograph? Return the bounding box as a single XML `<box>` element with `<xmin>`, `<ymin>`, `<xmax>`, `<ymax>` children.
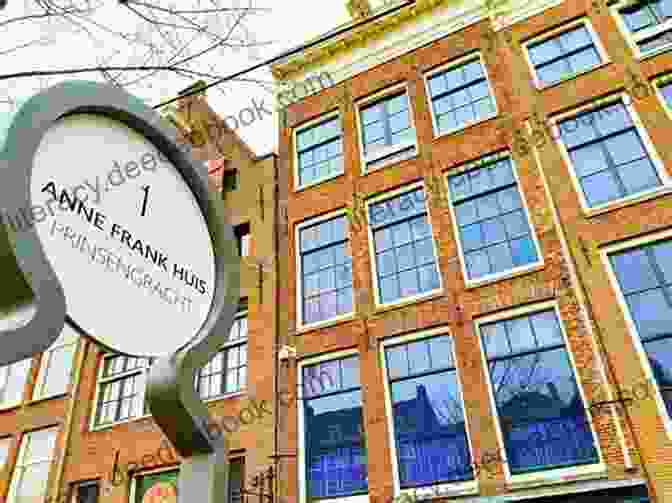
<box><xmin>0</xmin><ymin>85</ymin><xmax>284</xmax><ymax>503</ymax></box>
<box><xmin>271</xmin><ymin>0</ymin><xmax>672</xmax><ymax>501</ymax></box>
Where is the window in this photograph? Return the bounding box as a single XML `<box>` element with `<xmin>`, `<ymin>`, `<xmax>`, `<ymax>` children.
<box><xmin>369</xmin><ymin>187</ymin><xmax>441</xmax><ymax>305</ymax></box>
<box><xmin>526</xmin><ymin>23</ymin><xmax>604</xmax><ymax>87</ymax></box>
<box><xmin>298</xmin><ymin>214</ymin><xmax>353</xmax><ymax>326</ymax></box>
<box><xmin>7</xmin><ymin>427</ymin><xmax>58</xmax><ymax>503</ymax></box>
<box><xmin>617</xmin><ymin>0</ymin><xmax>672</xmax><ymax>56</ymax></box>
<box><xmin>478</xmin><ymin>308</ymin><xmax>598</xmax><ymax>474</ymax></box>
<box><xmin>73</xmin><ymin>481</ymin><xmax>99</xmax><ymax>503</ymax></box>
<box><xmin>658</xmin><ymin>79</ymin><xmax>672</xmax><ymax>108</ymax></box>
<box><xmin>0</xmin><ymin>437</ymin><xmax>11</xmax><ymax>471</ymax></box>
<box><xmin>133</xmin><ymin>470</ymin><xmax>178</xmax><ymax>503</ymax></box>
<box><xmin>302</xmin><ymin>356</ymin><xmax>367</xmax><ymax>499</ymax></box>
<box><xmin>222</xmin><ymin>168</ymin><xmax>238</xmax><ymax>193</ymax></box>
<box><xmin>359</xmin><ymin>91</ymin><xmax>416</xmax><ymax>169</ymax></box>
<box><xmin>0</xmin><ymin>359</ymin><xmax>31</xmax><ymax>408</ymax></box>
<box><xmin>557</xmin><ymin>100</ymin><xmax>663</xmax><ymax>208</ymax></box>
<box><xmin>33</xmin><ymin>324</ymin><xmax>78</xmax><ymax>400</ymax></box>
<box><xmin>609</xmin><ymin>239</ymin><xmax>672</xmax><ymax>419</ymax></box>
<box><xmin>235</xmin><ymin>223</ymin><xmax>251</xmax><ymax>257</ymax></box>
<box><xmin>94</xmin><ymin>355</ymin><xmax>152</xmax><ymax>427</ymax></box>
<box><xmin>384</xmin><ymin>334</ymin><xmax>473</xmax><ymax>488</ymax></box>
<box><xmin>426</xmin><ymin>57</ymin><xmax>496</xmax><ymax>136</ymax></box>
<box><xmin>447</xmin><ymin>155</ymin><xmax>539</xmax><ymax>282</ymax></box>
<box><xmin>229</xmin><ymin>457</ymin><xmax>245</xmax><ymax>503</ymax></box>
<box><xmin>196</xmin><ymin>304</ymin><xmax>248</xmax><ymax>398</ymax></box>
<box><xmin>296</xmin><ymin>116</ymin><xmax>343</xmax><ymax>187</ymax></box>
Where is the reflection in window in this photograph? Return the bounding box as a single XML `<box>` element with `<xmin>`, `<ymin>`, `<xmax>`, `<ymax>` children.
<box><xmin>610</xmin><ymin>240</ymin><xmax>672</xmax><ymax>418</ymax></box>
<box><xmin>369</xmin><ymin>188</ymin><xmax>440</xmax><ymax>304</ymax></box>
<box><xmin>296</xmin><ymin>117</ymin><xmax>343</xmax><ymax>187</ymax></box>
<box><xmin>660</xmin><ymin>81</ymin><xmax>672</xmax><ymax>109</ymax></box>
<box><xmin>480</xmin><ymin>310</ymin><xmax>598</xmax><ymax>474</ymax></box>
<box><xmin>299</xmin><ymin>215</ymin><xmax>353</xmax><ymax>325</ymax></box>
<box><xmin>0</xmin><ymin>359</ymin><xmax>31</xmax><ymax>408</ymax></box>
<box><xmin>0</xmin><ymin>437</ymin><xmax>10</xmax><ymax>471</ymax></box>
<box><xmin>527</xmin><ymin>25</ymin><xmax>603</xmax><ymax>86</ymax></box>
<box><xmin>7</xmin><ymin>427</ymin><xmax>58</xmax><ymax>503</ymax></box>
<box><xmin>94</xmin><ymin>355</ymin><xmax>152</xmax><ymax>426</ymax></box>
<box><xmin>385</xmin><ymin>335</ymin><xmax>472</xmax><ymax>487</ymax></box>
<box><xmin>303</xmin><ymin>356</ymin><xmax>367</xmax><ymax>499</ymax></box>
<box><xmin>360</xmin><ymin>92</ymin><xmax>416</xmax><ymax>168</ymax></box>
<box><xmin>427</xmin><ymin>58</ymin><xmax>496</xmax><ymax>135</ymax></box>
<box><xmin>619</xmin><ymin>0</ymin><xmax>672</xmax><ymax>55</ymax></box>
<box><xmin>558</xmin><ymin>101</ymin><xmax>661</xmax><ymax>207</ymax></box>
<box><xmin>447</xmin><ymin>156</ymin><xmax>538</xmax><ymax>280</ymax></box>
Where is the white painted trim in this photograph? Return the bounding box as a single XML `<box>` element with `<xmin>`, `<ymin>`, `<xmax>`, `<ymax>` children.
<box><xmin>297</xmin><ymin>349</ymin><xmax>368</xmax><ymax>503</ymax></box>
<box><xmin>653</xmin><ymin>73</ymin><xmax>672</xmax><ymax>122</ymax></box>
<box><xmin>423</xmin><ymin>52</ymin><xmax>499</xmax><ymax>139</ymax></box>
<box><xmin>32</xmin><ymin>324</ymin><xmax>78</xmax><ymax>401</ymax></box>
<box><xmin>295</xmin><ymin>208</ymin><xmax>356</xmax><ymax>330</ymax></box>
<box><xmin>600</xmin><ymin>228</ymin><xmax>672</xmax><ymax>440</ymax></box>
<box><xmin>491</xmin><ymin>0</ymin><xmax>565</xmax><ymax>32</ymax></box>
<box><xmin>525</xmin><ymin>120</ymin><xmax>634</xmax><ymax>470</ymax></box>
<box><xmin>610</xmin><ymin>0</ymin><xmax>672</xmax><ymax>60</ymax></box>
<box><xmin>364</xmin><ymin>181</ymin><xmax>444</xmax><ymax>310</ymax></box>
<box><xmin>379</xmin><ymin>326</ymin><xmax>480</xmax><ymax>499</ymax></box>
<box><xmin>7</xmin><ymin>426</ymin><xmax>59</xmax><ymax>503</ymax></box>
<box><xmin>354</xmin><ymin>83</ymin><xmax>418</xmax><ymax>174</ymax></box>
<box><xmin>521</xmin><ymin>17</ymin><xmax>610</xmax><ymax>90</ymax></box>
<box><xmin>442</xmin><ymin>153</ymin><xmax>544</xmax><ymax>288</ymax></box>
<box><xmin>292</xmin><ymin>110</ymin><xmax>344</xmax><ymax>192</ymax></box>
<box><xmin>473</xmin><ymin>301</ymin><xmax>605</xmax><ymax>485</ymax></box>
<box><xmin>549</xmin><ymin>92</ymin><xmax>671</xmax><ymax>215</ymax></box>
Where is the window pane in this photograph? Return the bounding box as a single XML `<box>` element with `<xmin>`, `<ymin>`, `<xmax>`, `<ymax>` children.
<box><xmin>2</xmin><ymin>359</ymin><xmax>30</xmax><ymax>405</ymax></box>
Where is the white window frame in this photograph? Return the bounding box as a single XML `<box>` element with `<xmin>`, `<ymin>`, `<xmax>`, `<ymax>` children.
<box><xmin>196</xmin><ymin>308</ymin><xmax>248</xmax><ymax>402</ymax></box>
<box><xmin>549</xmin><ymin>92</ymin><xmax>672</xmax><ymax>216</ymax></box>
<box><xmin>355</xmin><ymin>82</ymin><xmax>418</xmax><ymax>174</ymax></box>
<box><xmin>295</xmin><ymin>208</ymin><xmax>356</xmax><ymax>331</ymax></box>
<box><xmin>90</xmin><ymin>354</ymin><xmax>152</xmax><ymax>431</ymax></box>
<box><xmin>380</xmin><ymin>326</ymin><xmax>479</xmax><ymax>501</ymax></box>
<box><xmin>601</xmin><ymin>227</ymin><xmax>672</xmax><ymax>440</ymax></box>
<box><xmin>297</xmin><ymin>348</ymin><xmax>368</xmax><ymax>503</ymax></box>
<box><xmin>653</xmin><ymin>72</ymin><xmax>672</xmax><ymax>121</ymax></box>
<box><xmin>522</xmin><ymin>18</ymin><xmax>610</xmax><ymax>90</ymax></box>
<box><xmin>0</xmin><ymin>359</ymin><xmax>31</xmax><ymax>410</ymax></box>
<box><xmin>129</xmin><ymin>467</ymin><xmax>179</xmax><ymax>503</ymax></box>
<box><xmin>7</xmin><ymin>426</ymin><xmax>59</xmax><ymax>503</ymax></box>
<box><xmin>293</xmin><ymin>110</ymin><xmax>343</xmax><ymax>192</ymax></box>
<box><xmin>365</xmin><ymin>181</ymin><xmax>444</xmax><ymax>310</ymax></box>
<box><xmin>444</xmin><ymin>151</ymin><xmax>544</xmax><ymax>289</ymax></box>
<box><xmin>32</xmin><ymin>324</ymin><xmax>79</xmax><ymax>401</ymax></box>
<box><xmin>611</xmin><ymin>0</ymin><xmax>672</xmax><ymax>60</ymax></box>
<box><xmin>0</xmin><ymin>436</ymin><xmax>11</xmax><ymax>472</ymax></box>
<box><xmin>423</xmin><ymin>52</ymin><xmax>499</xmax><ymax>140</ymax></box>
<box><xmin>474</xmin><ymin>301</ymin><xmax>606</xmax><ymax>488</ymax></box>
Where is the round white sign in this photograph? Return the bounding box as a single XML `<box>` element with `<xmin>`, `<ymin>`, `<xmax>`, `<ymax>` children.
<box><xmin>30</xmin><ymin>113</ymin><xmax>216</xmax><ymax>356</ymax></box>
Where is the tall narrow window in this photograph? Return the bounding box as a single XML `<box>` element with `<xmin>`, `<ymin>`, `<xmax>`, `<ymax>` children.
<box><xmin>0</xmin><ymin>359</ymin><xmax>31</xmax><ymax>408</ymax></box>
<box><xmin>235</xmin><ymin>223</ymin><xmax>251</xmax><ymax>257</ymax></box>
<box><xmin>359</xmin><ymin>91</ymin><xmax>416</xmax><ymax>169</ymax></box>
<box><xmin>479</xmin><ymin>309</ymin><xmax>598</xmax><ymax>474</ymax></box>
<box><xmin>74</xmin><ymin>481</ymin><xmax>99</xmax><ymax>503</ymax></box>
<box><xmin>610</xmin><ymin>239</ymin><xmax>672</xmax><ymax>418</ymax></box>
<box><xmin>0</xmin><ymin>437</ymin><xmax>11</xmax><ymax>471</ymax></box>
<box><xmin>369</xmin><ymin>187</ymin><xmax>440</xmax><ymax>305</ymax></box>
<box><xmin>659</xmin><ymin>80</ymin><xmax>672</xmax><ymax>108</ymax></box>
<box><xmin>296</xmin><ymin>116</ymin><xmax>343</xmax><ymax>187</ymax></box>
<box><xmin>302</xmin><ymin>356</ymin><xmax>367</xmax><ymax>499</ymax></box>
<box><xmin>385</xmin><ymin>334</ymin><xmax>473</xmax><ymax>488</ymax></box>
<box><xmin>426</xmin><ymin>57</ymin><xmax>496</xmax><ymax>135</ymax></box>
<box><xmin>33</xmin><ymin>323</ymin><xmax>78</xmax><ymax>400</ymax></box>
<box><xmin>229</xmin><ymin>457</ymin><xmax>245</xmax><ymax>503</ymax></box>
<box><xmin>196</xmin><ymin>303</ymin><xmax>248</xmax><ymax>398</ymax></box>
<box><xmin>526</xmin><ymin>23</ymin><xmax>604</xmax><ymax>87</ymax></box>
<box><xmin>298</xmin><ymin>214</ymin><xmax>353</xmax><ymax>326</ymax></box>
<box><xmin>7</xmin><ymin>427</ymin><xmax>58</xmax><ymax>503</ymax></box>
<box><xmin>447</xmin><ymin>155</ymin><xmax>539</xmax><ymax>281</ymax></box>
<box><xmin>94</xmin><ymin>355</ymin><xmax>152</xmax><ymax>426</ymax></box>
<box><xmin>557</xmin><ymin>100</ymin><xmax>662</xmax><ymax>208</ymax></box>
<box><xmin>617</xmin><ymin>0</ymin><xmax>672</xmax><ymax>56</ymax></box>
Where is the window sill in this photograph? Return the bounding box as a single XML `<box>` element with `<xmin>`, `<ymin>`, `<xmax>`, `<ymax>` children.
<box><xmin>0</xmin><ymin>402</ymin><xmax>21</xmax><ymax>413</ymax></box>
<box><xmin>534</xmin><ymin>61</ymin><xmax>611</xmax><ymax>92</ymax></box>
<box><xmin>202</xmin><ymin>391</ymin><xmax>246</xmax><ymax>404</ymax></box>
<box><xmin>294</xmin><ymin>171</ymin><xmax>345</xmax><ymax>194</ymax></box>
<box><xmin>584</xmin><ymin>186</ymin><xmax>672</xmax><ymax>219</ymax></box>
<box><xmin>374</xmin><ymin>288</ymin><xmax>444</xmax><ymax>314</ymax></box>
<box><xmin>635</xmin><ymin>41</ymin><xmax>672</xmax><ymax>62</ymax></box>
<box><xmin>361</xmin><ymin>144</ymin><xmax>418</xmax><ymax>175</ymax></box>
<box><xmin>431</xmin><ymin>113</ymin><xmax>498</xmax><ymax>142</ymax></box>
<box><xmin>27</xmin><ymin>391</ymin><xmax>69</xmax><ymax>406</ymax></box>
<box><xmin>464</xmin><ymin>261</ymin><xmax>545</xmax><ymax>291</ymax></box>
<box><xmin>312</xmin><ymin>495</ymin><xmax>369</xmax><ymax>503</ymax></box>
<box><xmin>90</xmin><ymin>413</ymin><xmax>152</xmax><ymax>432</ymax></box>
<box><xmin>400</xmin><ymin>479</ymin><xmax>478</xmax><ymax>500</ymax></box>
<box><xmin>507</xmin><ymin>463</ymin><xmax>606</xmax><ymax>491</ymax></box>
<box><xmin>295</xmin><ymin>312</ymin><xmax>357</xmax><ymax>335</ymax></box>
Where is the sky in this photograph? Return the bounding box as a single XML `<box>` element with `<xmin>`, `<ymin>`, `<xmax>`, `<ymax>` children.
<box><xmin>0</xmin><ymin>0</ymin><xmax>387</xmax><ymax>155</ymax></box>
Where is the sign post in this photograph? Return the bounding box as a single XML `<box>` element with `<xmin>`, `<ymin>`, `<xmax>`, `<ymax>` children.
<box><xmin>0</xmin><ymin>80</ymin><xmax>240</xmax><ymax>503</ymax></box>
